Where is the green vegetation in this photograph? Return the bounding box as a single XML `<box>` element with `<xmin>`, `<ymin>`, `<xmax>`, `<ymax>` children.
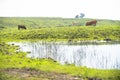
<box><xmin>0</xmin><ymin>17</ymin><xmax>120</xmax><ymax>42</ymax></box>
<box><xmin>0</xmin><ymin>42</ymin><xmax>120</xmax><ymax>80</ymax></box>
<box><xmin>1</xmin><ymin>26</ymin><xmax>120</xmax><ymax>42</ymax></box>
<box><xmin>0</xmin><ymin>17</ymin><xmax>120</xmax><ymax>28</ymax></box>
<box><xmin>0</xmin><ymin>17</ymin><xmax>120</xmax><ymax>80</ymax></box>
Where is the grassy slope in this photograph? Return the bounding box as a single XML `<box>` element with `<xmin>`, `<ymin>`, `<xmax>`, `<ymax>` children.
<box><xmin>0</xmin><ymin>17</ymin><xmax>120</xmax><ymax>41</ymax></box>
<box><xmin>0</xmin><ymin>17</ymin><xmax>120</xmax><ymax>28</ymax></box>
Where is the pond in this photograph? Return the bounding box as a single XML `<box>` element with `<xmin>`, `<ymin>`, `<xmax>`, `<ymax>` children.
<box><xmin>9</xmin><ymin>41</ymin><xmax>120</xmax><ymax>69</ymax></box>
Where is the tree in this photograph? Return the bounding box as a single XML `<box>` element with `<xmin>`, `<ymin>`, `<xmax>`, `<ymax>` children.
<box><xmin>75</xmin><ymin>15</ymin><xmax>79</xmax><ymax>18</ymax></box>
<box><xmin>79</xmin><ymin>13</ymin><xmax>85</xmax><ymax>18</ymax></box>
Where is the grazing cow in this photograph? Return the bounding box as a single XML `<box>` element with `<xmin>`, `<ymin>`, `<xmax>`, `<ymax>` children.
<box><xmin>72</xmin><ymin>22</ymin><xmax>82</xmax><ymax>26</ymax></box>
<box><xmin>72</xmin><ymin>22</ymin><xmax>78</xmax><ymax>26</ymax></box>
<box><xmin>86</xmin><ymin>20</ymin><xmax>97</xmax><ymax>26</ymax></box>
<box><xmin>18</xmin><ymin>25</ymin><xmax>26</xmax><ymax>30</ymax></box>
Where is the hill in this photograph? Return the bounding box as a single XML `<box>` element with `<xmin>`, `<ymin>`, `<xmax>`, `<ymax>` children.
<box><xmin>0</xmin><ymin>17</ymin><xmax>120</xmax><ymax>29</ymax></box>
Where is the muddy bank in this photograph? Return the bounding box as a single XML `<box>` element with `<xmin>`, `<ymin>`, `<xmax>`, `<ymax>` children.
<box><xmin>0</xmin><ymin>68</ymin><xmax>82</xmax><ymax>80</ymax></box>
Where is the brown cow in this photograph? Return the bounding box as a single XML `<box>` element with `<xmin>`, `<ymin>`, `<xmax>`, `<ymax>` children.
<box><xmin>18</xmin><ymin>25</ymin><xmax>26</xmax><ymax>30</ymax></box>
<box><xmin>86</xmin><ymin>20</ymin><xmax>97</xmax><ymax>26</ymax></box>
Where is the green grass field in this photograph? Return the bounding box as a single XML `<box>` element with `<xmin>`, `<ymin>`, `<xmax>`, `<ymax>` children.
<box><xmin>0</xmin><ymin>17</ymin><xmax>120</xmax><ymax>28</ymax></box>
<box><xmin>0</xmin><ymin>17</ymin><xmax>120</xmax><ymax>80</ymax></box>
<box><xmin>0</xmin><ymin>17</ymin><xmax>120</xmax><ymax>42</ymax></box>
<box><xmin>1</xmin><ymin>26</ymin><xmax>120</xmax><ymax>42</ymax></box>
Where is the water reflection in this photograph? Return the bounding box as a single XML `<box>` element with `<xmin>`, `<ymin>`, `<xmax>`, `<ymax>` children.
<box><xmin>9</xmin><ymin>42</ymin><xmax>120</xmax><ymax>69</ymax></box>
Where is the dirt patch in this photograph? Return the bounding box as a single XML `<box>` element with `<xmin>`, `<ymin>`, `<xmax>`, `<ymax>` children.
<box><xmin>0</xmin><ymin>68</ymin><xmax>82</xmax><ymax>80</ymax></box>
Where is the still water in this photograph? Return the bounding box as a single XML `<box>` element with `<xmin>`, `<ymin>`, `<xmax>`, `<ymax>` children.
<box><xmin>10</xmin><ymin>42</ymin><xmax>120</xmax><ymax>69</ymax></box>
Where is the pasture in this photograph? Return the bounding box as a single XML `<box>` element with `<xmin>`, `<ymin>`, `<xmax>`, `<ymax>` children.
<box><xmin>0</xmin><ymin>17</ymin><xmax>120</xmax><ymax>42</ymax></box>
<box><xmin>0</xmin><ymin>17</ymin><xmax>120</xmax><ymax>80</ymax></box>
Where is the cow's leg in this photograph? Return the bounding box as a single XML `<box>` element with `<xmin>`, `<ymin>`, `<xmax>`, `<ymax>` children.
<box><xmin>94</xmin><ymin>23</ymin><xmax>96</xmax><ymax>26</ymax></box>
<box><xmin>18</xmin><ymin>27</ymin><xmax>20</xmax><ymax>30</ymax></box>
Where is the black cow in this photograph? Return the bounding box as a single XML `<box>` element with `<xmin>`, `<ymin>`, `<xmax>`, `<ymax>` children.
<box><xmin>18</xmin><ymin>25</ymin><xmax>26</xmax><ymax>30</ymax></box>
